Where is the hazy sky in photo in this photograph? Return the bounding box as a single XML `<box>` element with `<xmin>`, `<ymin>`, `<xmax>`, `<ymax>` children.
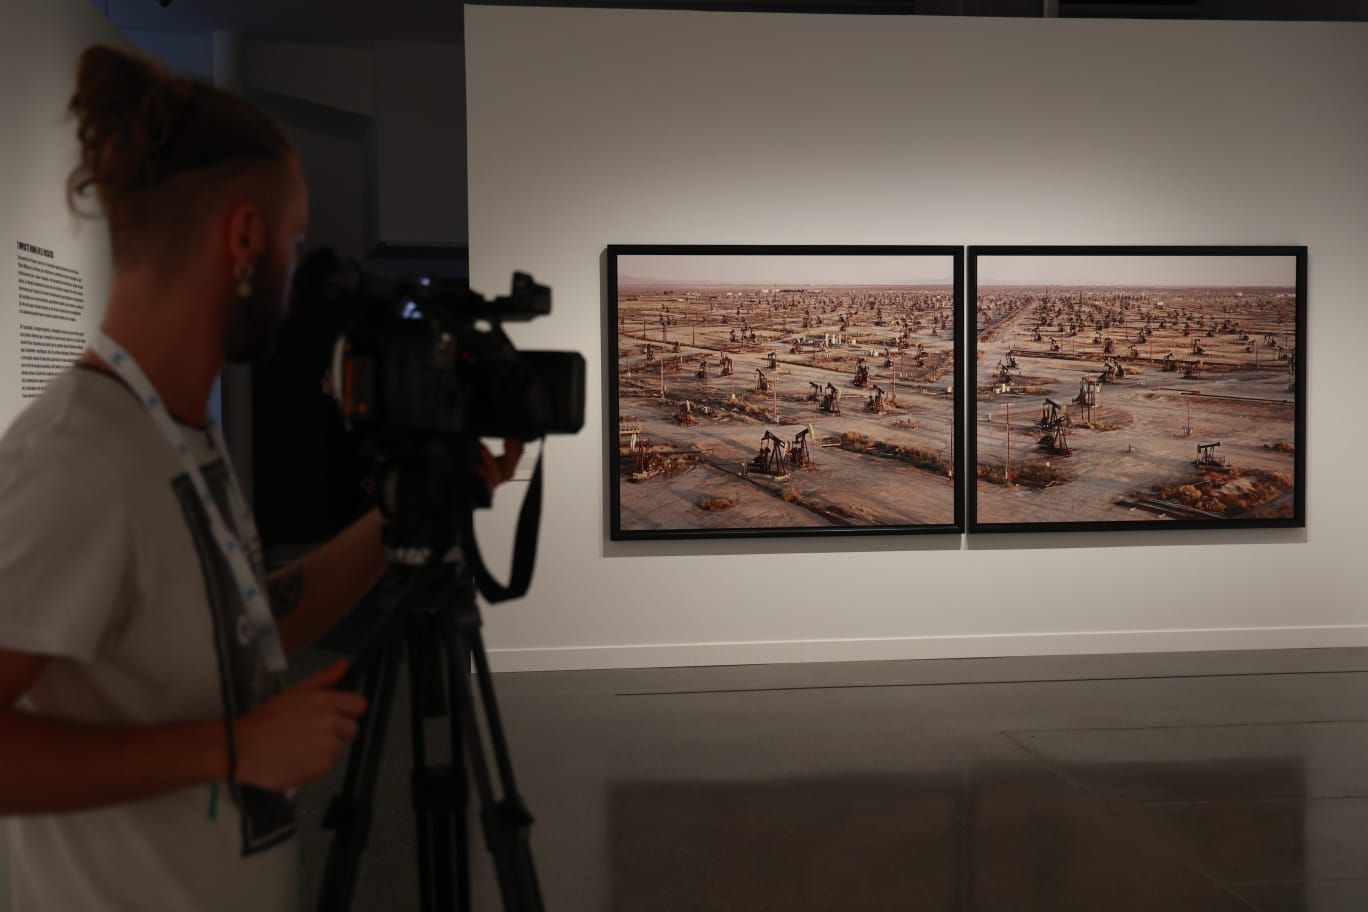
<box><xmin>619</xmin><ymin>254</ymin><xmax>954</xmax><ymax>286</ymax></box>
<box><xmin>979</xmin><ymin>254</ymin><xmax>1297</xmax><ymax>287</ymax></box>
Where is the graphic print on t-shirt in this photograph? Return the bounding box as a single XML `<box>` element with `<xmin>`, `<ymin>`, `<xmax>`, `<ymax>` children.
<box><xmin>173</xmin><ymin>462</ymin><xmax>295</xmax><ymax>856</ymax></box>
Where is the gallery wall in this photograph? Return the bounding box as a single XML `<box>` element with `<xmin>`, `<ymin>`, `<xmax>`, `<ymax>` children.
<box><xmin>0</xmin><ymin>3</ymin><xmax>128</xmax><ymax>436</ymax></box>
<box><xmin>466</xmin><ymin>5</ymin><xmax>1368</xmax><ymax>672</ymax></box>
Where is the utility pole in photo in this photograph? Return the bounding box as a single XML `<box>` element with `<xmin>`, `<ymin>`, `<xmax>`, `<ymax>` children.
<box><xmin>948</xmin><ymin>409</ymin><xmax>955</xmax><ymax>479</ymax></box>
<box><xmin>1005</xmin><ymin>401</ymin><xmax>1013</xmax><ymax>487</ymax></box>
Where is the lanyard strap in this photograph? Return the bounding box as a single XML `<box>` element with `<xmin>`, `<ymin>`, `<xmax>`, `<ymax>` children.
<box><xmin>90</xmin><ymin>333</ymin><xmax>287</xmax><ymax>675</ymax></box>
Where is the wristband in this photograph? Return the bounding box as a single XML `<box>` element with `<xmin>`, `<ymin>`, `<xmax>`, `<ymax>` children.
<box><xmin>208</xmin><ymin>717</ymin><xmax>239</xmax><ymax>822</ymax></box>
<box><xmin>225</xmin><ymin>716</ymin><xmax>239</xmax><ymax>785</ymax></box>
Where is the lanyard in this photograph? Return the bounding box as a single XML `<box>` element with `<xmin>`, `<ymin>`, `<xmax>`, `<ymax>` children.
<box><xmin>90</xmin><ymin>332</ymin><xmax>287</xmax><ymax>675</ymax></box>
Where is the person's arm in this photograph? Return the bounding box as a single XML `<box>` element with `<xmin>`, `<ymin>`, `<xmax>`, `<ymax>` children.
<box><xmin>0</xmin><ymin>651</ymin><xmax>366</xmax><ymax>815</ymax></box>
<box><xmin>270</xmin><ymin>442</ymin><xmax>524</xmax><ymax>657</ymax></box>
<box><xmin>0</xmin><ymin>649</ymin><xmax>223</xmax><ymax>815</ymax></box>
<box><xmin>270</xmin><ymin>509</ymin><xmax>388</xmax><ymax>658</ymax></box>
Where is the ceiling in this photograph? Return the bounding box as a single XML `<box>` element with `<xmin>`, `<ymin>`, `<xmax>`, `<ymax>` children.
<box><xmin>95</xmin><ymin>0</ymin><xmax>1368</xmax><ymax>42</ymax></box>
<box><xmin>96</xmin><ymin>0</ymin><xmax>467</xmax><ymax>42</ymax></box>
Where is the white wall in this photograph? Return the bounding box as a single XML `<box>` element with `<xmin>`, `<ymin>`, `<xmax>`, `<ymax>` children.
<box><xmin>0</xmin><ymin>6</ymin><xmax>130</xmax><ymax>903</ymax></box>
<box><xmin>0</xmin><ymin>3</ymin><xmax>127</xmax><ymax>435</ymax></box>
<box><xmin>466</xmin><ymin>6</ymin><xmax>1368</xmax><ymax>672</ymax></box>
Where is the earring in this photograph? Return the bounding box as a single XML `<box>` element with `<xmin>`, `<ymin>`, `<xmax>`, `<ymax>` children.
<box><xmin>234</xmin><ymin>262</ymin><xmax>255</xmax><ymax>299</ymax></box>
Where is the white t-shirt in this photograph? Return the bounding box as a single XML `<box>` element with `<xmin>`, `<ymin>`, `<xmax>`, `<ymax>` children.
<box><xmin>0</xmin><ymin>367</ymin><xmax>297</xmax><ymax>911</ymax></box>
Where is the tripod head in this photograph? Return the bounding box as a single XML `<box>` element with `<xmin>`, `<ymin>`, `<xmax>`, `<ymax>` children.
<box><xmin>373</xmin><ymin>434</ymin><xmax>484</xmax><ymax>569</ymax></box>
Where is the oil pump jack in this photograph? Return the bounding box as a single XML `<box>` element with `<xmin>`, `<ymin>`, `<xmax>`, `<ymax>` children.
<box><xmin>751</xmin><ymin>430</ymin><xmax>790</xmax><ymax>479</ymax></box>
<box><xmin>789</xmin><ymin>425</ymin><xmax>816</xmax><ymax>468</ymax></box>
<box><xmin>853</xmin><ymin>357</ymin><xmax>870</xmax><ymax>389</ymax></box>
<box><xmin>820</xmin><ymin>382</ymin><xmax>842</xmax><ymax>416</ymax></box>
<box><xmin>1196</xmin><ymin>441</ymin><xmax>1231</xmax><ymax>472</ymax></box>
<box><xmin>1037</xmin><ymin>398</ymin><xmax>1071</xmax><ymax>456</ymax></box>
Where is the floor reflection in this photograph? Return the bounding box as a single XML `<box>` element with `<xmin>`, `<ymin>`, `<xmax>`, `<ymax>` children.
<box><xmin>280</xmin><ymin>649</ymin><xmax>1368</xmax><ymax>912</ymax></box>
<box><xmin>609</xmin><ymin>761</ymin><xmax>1307</xmax><ymax>910</ymax></box>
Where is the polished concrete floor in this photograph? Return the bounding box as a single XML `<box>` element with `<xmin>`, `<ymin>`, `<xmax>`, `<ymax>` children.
<box><xmin>5</xmin><ymin>647</ymin><xmax>1368</xmax><ymax>910</ymax></box>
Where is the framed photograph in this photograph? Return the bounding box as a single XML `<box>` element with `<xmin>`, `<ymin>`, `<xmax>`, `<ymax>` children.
<box><xmin>607</xmin><ymin>245</ymin><xmax>964</xmax><ymax>540</ymax></box>
<box><xmin>968</xmin><ymin>246</ymin><xmax>1306</xmax><ymax>533</ymax></box>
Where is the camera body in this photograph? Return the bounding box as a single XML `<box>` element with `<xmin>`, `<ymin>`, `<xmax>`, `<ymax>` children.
<box><xmin>330</xmin><ymin>268</ymin><xmax>585</xmax><ymax>444</ymax></box>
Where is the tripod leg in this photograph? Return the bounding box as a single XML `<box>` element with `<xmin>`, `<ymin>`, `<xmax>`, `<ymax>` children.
<box><xmin>436</xmin><ymin>613</ymin><xmax>472</xmax><ymax>912</ymax></box>
<box><xmin>469</xmin><ymin>629</ymin><xmax>545</xmax><ymax>912</ymax></box>
<box><xmin>317</xmin><ymin>561</ymin><xmax>546</xmax><ymax>912</ymax></box>
<box><xmin>454</xmin><ymin>689</ymin><xmax>471</xmax><ymax>912</ymax></box>
<box><xmin>408</xmin><ymin>609</ymin><xmax>468</xmax><ymax>912</ymax></box>
<box><xmin>446</xmin><ymin>618</ymin><xmax>546</xmax><ymax>912</ymax></box>
<box><xmin>406</xmin><ymin>611</ymin><xmax>438</xmax><ymax>912</ymax></box>
<box><xmin>468</xmin><ymin>631</ymin><xmax>533</xmax><ymax>815</ymax></box>
<box><xmin>317</xmin><ymin>632</ymin><xmax>405</xmax><ymax>912</ymax></box>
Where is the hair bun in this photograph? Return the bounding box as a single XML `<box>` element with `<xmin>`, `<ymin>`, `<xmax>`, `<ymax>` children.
<box><xmin>67</xmin><ymin>45</ymin><xmax>190</xmax><ymax>206</ymax></box>
<box><xmin>64</xmin><ymin>43</ymin><xmax>292</xmax><ymax>243</ymax></box>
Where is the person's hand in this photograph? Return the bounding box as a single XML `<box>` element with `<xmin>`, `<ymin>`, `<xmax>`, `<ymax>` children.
<box><xmin>475</xmin><ymin>440</ymin><xmax>524</xmax><ymax>493</ymax></box>
<box><xmin>235</xmin><ymin>660</ymin><xmax>366</xmax><ymax>791</ymax></box>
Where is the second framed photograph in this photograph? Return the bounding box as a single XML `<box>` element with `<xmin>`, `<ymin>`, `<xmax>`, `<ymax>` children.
<box><xmin>607</xmin><ymin>245</ymin><xmax>964</xmax><ymax>540</ymax></box>
<box><xmin>969</xmin><ymin>246</ymin><xmax>1306</xmax><ymax>533</ymax></box>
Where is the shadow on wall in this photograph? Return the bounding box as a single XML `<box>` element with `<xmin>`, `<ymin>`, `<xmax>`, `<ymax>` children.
<box><xmin>964</xmin><ymin>523</ymin><xmax>1307</xmax><ymax>552</ymax></box>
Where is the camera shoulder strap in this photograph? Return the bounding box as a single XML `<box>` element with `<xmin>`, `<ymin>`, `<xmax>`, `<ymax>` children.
<box><xmin>464</xmin><ymin>448</ymin><xmax>544</xmax><ymax>603</ymax></box>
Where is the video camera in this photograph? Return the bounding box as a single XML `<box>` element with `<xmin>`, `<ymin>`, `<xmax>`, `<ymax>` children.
<box><xmin>295</xmin><ymin>257</ymin><xmax>577</xmax><ymax>911</ymax></box>
<box><xmin>324</xmin><ymin>265</ymin><xmax>585</xmax><ymax>445</ymax></box>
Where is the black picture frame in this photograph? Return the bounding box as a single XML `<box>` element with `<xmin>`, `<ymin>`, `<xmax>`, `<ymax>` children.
<box><xmin>606</xmin><ymin>244</ymin><xmax>965</xmax><ymax>541</ymax></box>
<box><xmin>966</xmin><ymin>245</ymin><xmax>1307</xmax><ymax>534</ymax></box>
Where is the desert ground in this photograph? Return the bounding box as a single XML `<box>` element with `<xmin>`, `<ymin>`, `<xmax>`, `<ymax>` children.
<box><xmin>973</xmin><ymin>284</ymin><xmax>1298</xmax><ymax>525</ymax></box>
<box><xmin>616</xmin><ymin>282</ymin><xmax>957</xmax><ymax>532</ymax></box>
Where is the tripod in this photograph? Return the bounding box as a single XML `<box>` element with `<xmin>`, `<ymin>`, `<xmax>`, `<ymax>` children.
<box><xmin>316</xmin><ymin>551</ymin><xmax>545</xmax><ymax>912</ymax></box>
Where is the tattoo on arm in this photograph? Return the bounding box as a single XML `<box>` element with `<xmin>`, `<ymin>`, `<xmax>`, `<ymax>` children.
<box><xmin>268</xmin><ymin>566</ymin><xmax>305</xmax><ymax>619</ymax></box>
